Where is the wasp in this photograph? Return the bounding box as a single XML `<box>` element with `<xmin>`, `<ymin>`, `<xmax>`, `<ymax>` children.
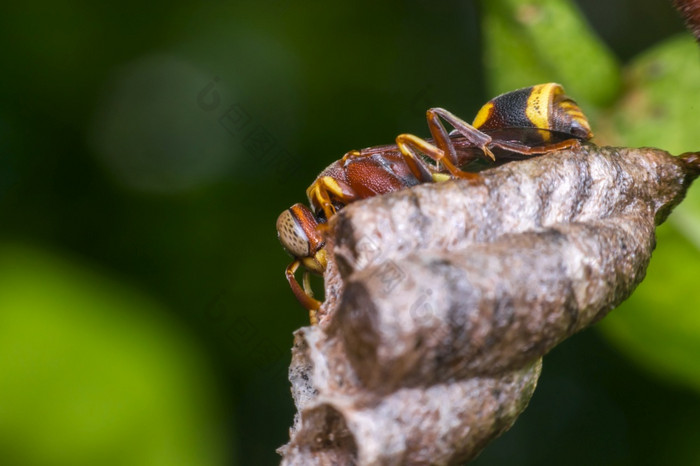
<box><xmin>277</xmin><ymin>83</ymin><xmax>593</xmax><ymax>323</ymax></box>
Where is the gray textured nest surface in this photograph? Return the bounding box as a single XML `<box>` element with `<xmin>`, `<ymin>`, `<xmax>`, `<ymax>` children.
<box><xmin>279</xmin><ymin>145</ymin><xmax>700</xmax><ymax>465</ymax></box>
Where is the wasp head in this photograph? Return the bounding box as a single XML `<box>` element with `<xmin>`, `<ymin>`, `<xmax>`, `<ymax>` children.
<box><xmin>276</xmin><ymin>203</ymin><xmax>327</xmax><ymax>274</ymax></box>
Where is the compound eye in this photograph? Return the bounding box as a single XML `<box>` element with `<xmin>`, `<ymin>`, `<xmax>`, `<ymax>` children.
<box><xmin>277</xmin><ymin>209</ymin><xmax>311</xmax><ymax>258</ymax></box>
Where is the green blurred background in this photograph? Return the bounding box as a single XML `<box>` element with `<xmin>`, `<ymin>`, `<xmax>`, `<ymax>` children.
<box><xmin>1</xmin><ymin>0</ymin><xmax>700</xmax><ymax>465</ymax></box>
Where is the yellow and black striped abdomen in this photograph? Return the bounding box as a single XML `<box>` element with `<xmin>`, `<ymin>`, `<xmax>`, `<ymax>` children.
<box><xmin>472</xmin><ymin>86</ymin><xmax>537</xmax><ymax>131</ymax></box>
<box><xmin>472</xmin><ymin>83</ymin><xmax>592</xmax><ymax>141</ymax></box>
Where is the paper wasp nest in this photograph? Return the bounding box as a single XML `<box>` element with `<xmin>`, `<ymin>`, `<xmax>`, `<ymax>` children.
<box><xmin>278</xmin><ymin>145</ymin><xmax>700</xmax><ymax>465</ymax></box>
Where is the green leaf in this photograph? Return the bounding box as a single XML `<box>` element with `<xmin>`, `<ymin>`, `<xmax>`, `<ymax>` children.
<box><xmin>0</xmin><ymin>244</ymin><xmax>229</xmax><ymax>466</ymax></box>
<box><xmin>604</xmin><ymin>35</ymin><xmax>700</xmax><ymax>153</ymax></box>
<box><xmin>481</xmin><ymin>1</ymin><xmax>700</xmax><ymax>394</ymax></box>
<box><xmin>599</xmin><ymin>34</ymin><xmax>700</xmax><ymax>394</ymax></box>
<box><xmin>481</xmin><ymin>0</ymin><xmax>621</xmax><ymax>106</ymax></box>
<box><xmin>600</xmin><ymin>223</ymin><xmax>700</xmax><ymax>391</ymax></box>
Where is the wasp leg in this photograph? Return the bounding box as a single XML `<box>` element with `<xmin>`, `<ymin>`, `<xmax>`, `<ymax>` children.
<box><xmin>491</xmin><ymin>137</ymin><xmax>582</xmax><ymax>155</ymax></box>
<box><xmin>396</xmin><ymin>133</ymin><xmax>482</xmax><ymax>180</ymax></box>
<box><xmin>301</xmin><ymin>270</ymin><xmax>319</xmax><ymax>325</ymax></box>
<box><xmin>306</xmin><ymin>176</ymin><xmax>358</xmax><ymax>221</ymax></box>
<box><xmin>285</xmin><ymin>260</ymin><xmax>321</xmax><ymax>324</ymax></box>
<box><xmin>426</xmin><ymin>108</ymin><xmax>496</xmax><ymax>163</ymax></box>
